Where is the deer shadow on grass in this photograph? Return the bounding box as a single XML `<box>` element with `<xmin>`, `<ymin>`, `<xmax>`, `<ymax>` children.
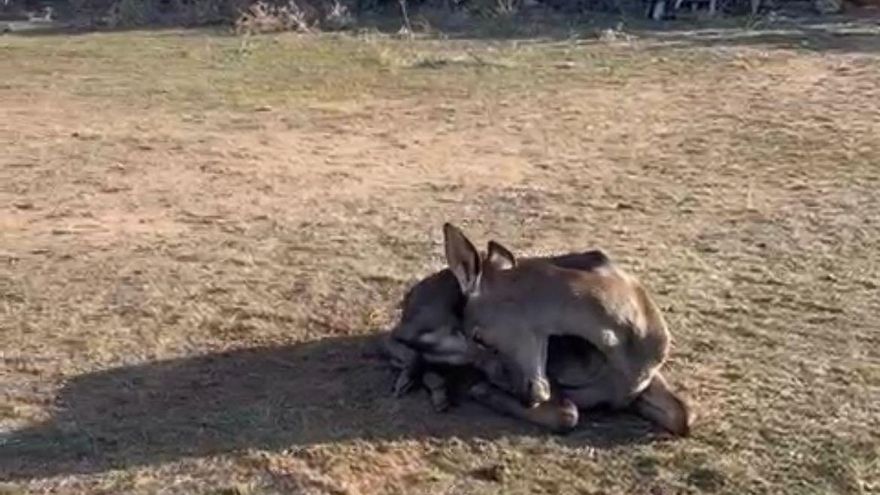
<box><xmin>1</xmin><ymin>333</ymin><xmax>662</xmax><ymax>481</ymax></box>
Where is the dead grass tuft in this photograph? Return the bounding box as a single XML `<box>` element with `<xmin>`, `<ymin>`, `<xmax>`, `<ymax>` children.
<box><xmin>234</xmin><ymin>0</ymin><xmax>314</xmax><ymax>34</ymax></box>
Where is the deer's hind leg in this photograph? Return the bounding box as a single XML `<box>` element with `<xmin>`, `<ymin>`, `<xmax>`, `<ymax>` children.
<box><xmin>631</xmin><ymin>371</ymin><xmax>693</xmax><ymax>437</ymax></box>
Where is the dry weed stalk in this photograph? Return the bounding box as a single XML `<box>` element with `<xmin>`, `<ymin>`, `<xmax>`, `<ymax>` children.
<box><xmin>234</xmin><ymin>0</ymin><xmax>313</xmax><ymax>34</ymax></box>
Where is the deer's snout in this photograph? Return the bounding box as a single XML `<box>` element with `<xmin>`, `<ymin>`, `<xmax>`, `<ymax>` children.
<box><xmin>524</xmin><ymin>377</ymin><xmax>552</xmax><ymax>407</ymax></box>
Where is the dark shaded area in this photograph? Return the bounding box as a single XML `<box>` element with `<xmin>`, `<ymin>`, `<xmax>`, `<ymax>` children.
<box><xmin>0</xmin><ymin>334</ymin><xmax>658</xmax><ymax>482</ymax></box>
<box><xmin>4</xmin><ymin>8</ymin><xmax>880</xmax><ymax>56</ymax></box>
<box><xmin>641</xmin><ymin>14</ymin><xmax>880</xmax><ymax>53</ymax></box>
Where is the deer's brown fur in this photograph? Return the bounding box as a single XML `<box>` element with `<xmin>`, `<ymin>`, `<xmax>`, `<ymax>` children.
<box><xmin>440</xmin><ymin>223</ymin><xmax>693</xmax><ymax>436</ymax></box>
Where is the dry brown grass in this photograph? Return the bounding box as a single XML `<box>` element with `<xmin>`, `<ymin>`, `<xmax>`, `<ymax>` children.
<box><xmin>1</xmin><ymin>25</ymin><xmax>879</xmax><ymax>495</ymax></box>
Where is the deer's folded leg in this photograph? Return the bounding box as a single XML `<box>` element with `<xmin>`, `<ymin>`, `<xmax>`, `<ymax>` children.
<box><xmin>393</xmin><ymin>365</ymin><xmax>421</xmax><ymax>397</ymax></box>
<box><xmin>382</xmin><ymin>334</ymin><xmax>418</xmax><ymax>369</ymax></box>
<box><xmin>422</xmin><ymin>371</ymin><xmax>451</xmax><ymax>412</ymax></box>
<box><xmin>631</xmin><ymin>371</ymin><xmax>693</xmax><ymax>437</ymax></box>
<box><xmin>382</xmin><ymin>334</ymin><xmax>424</xmax><ymax>397</ymax></box>
<box><xmin>465</xmin><ymin>382</ymin><xmax>579</xmax><ymax>434</ymax></box>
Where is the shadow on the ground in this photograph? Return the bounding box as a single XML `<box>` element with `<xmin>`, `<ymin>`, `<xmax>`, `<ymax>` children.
<box><xmin>639</xmin><ymin>15</ymin><xmax>880</xmax><ymax>54</ymax></box>
<box><xmin>434</xmin><ymin>8</ymin><xmax>880</xmax><ymax>55</ymax></box>
<box><xmin>1</xmin><ymin>333</ymin><xmax>660</xmax><ymax>482</ymax></box>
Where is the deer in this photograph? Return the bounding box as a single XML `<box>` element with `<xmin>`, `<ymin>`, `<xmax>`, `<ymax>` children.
<box><xmin>382</xmin><ymin>248</ymin><xmax>615</xmax><ymax>433</ymax></box>
<box><xmin>440</xmin><ymin>223</ymin><xmax>693</xmax><ymax>436</ymax></box>
<box><xmin>386</xmin><ymin>223</ymin><xmax>694</xmax><ymax>436</ymax></box>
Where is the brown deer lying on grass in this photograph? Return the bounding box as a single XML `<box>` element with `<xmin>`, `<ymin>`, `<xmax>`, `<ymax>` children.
<box><xmin>382</xmin><ymin>248</ymin><xmax>611</xmax><ymax>432</ymax></box>
<box><xmin>382</xmin><ymin>223</ymin><xmax>693</xmax><ymax>437</ymax></box>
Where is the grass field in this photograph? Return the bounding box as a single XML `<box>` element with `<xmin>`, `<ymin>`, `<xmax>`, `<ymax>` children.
<box><xmin>1</xmin><ymin>17</ymin><xmax>879</xmax><ymax>494</ymax></box>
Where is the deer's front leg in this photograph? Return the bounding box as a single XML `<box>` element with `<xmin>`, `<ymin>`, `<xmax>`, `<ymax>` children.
<box><xmin>382</xmin><ymin>333</ymin><xmax>455</xmax><ymax>411</ymax></box>
<box><xmin>382</xmin><ymin>334</ymin><xmax>424</xmax><ymax>397</ymax></box>
<box><xmin>465</xmin><ymin>381</ymin><xmax>579</xmax><ymax>434</ymax></box>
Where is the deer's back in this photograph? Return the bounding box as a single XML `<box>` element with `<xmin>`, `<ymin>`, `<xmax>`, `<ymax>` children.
<box><xmin>487</xmin><ymin>259</ymin><xmax>670</xmax><ymax>368</ymax></box>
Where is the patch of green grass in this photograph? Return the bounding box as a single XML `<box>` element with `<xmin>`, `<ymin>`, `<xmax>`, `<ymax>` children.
<box><xmin>0</xmin><ymin>485</ymin><xmax>26</xmax><ymax>495</ymax></box>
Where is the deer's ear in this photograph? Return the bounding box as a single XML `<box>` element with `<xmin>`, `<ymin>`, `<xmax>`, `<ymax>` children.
<box><xmin>443</xmin><ymin>223</ymin><xmax>482</xmax><ymax>296</ymax></box>
<box><xmin>487</xmin><ymin>240</ymin><xmax>516</xmax><ymax>271</ymax></box>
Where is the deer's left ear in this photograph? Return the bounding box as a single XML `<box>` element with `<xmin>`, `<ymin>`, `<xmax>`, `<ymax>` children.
<box><xmin>443</xmin><ymin>223</ymin><xmax>483</xmax><ymax>296</ymax></box>
<box><xmin>486</xmin><ymin>240</ymin><xmax>516</xmax><ymax>271</ymax></box>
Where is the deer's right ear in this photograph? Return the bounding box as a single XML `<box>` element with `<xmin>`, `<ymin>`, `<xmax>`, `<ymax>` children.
<box><xmin>443</xmin><ymin>223</ymin><xmax>482</xmax><ymax>296</ymax></box>
<box><xmin>486</xmin><ymin>240</ymin><xmax>516</xmax><ymax>271</ymax></box>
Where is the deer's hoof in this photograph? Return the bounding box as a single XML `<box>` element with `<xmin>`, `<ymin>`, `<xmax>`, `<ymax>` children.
<box><xmin>555</xmin><ymin>398</ymin><xmax>579</xmax><ymax>433</ymax></box>
<box><xmin>429</xmin><ymin>390</ymin><xmax>451</xmax><ymax>412</ymax></box>
<box><xmin>392</xmin><ymin>372</ymin><xmax>416</xmax><ymax>397</ymax></box>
